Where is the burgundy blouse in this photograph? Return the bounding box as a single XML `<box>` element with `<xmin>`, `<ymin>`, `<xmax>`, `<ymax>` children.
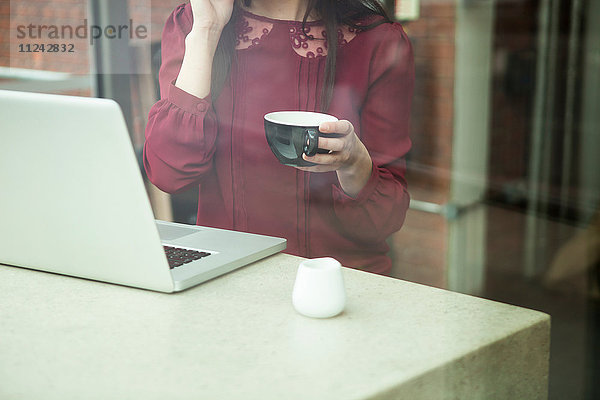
<box><xmin>144</xmin><ymin>4</ymin><xmax>414</xmax><ymax>275</ymax></box>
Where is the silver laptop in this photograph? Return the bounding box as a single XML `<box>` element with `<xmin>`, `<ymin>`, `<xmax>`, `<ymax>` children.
<box><xmin>0</xmin><ymin>90</ymin><xmax>286</xmax><ymax>292</ymax></box>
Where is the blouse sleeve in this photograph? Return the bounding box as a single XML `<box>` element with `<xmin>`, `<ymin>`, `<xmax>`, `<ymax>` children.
<box><xmin>331</xmin><ymin>23</ymin><xmax>414</xmax><ymax>244</ymax></box>
<box><xmin>143</xmin><ymin>3</ymin><xmax>218</xmax><ymax>194</ymax></box>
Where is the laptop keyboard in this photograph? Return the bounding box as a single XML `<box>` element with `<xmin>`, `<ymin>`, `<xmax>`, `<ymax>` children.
<box><xmin>163</xmin><ymin>245</ymin><xmax>211</xmax><ymax>269</ymax></box>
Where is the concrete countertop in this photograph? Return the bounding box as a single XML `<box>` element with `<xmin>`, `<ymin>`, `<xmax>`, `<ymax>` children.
<box><xmin>0</xmin><ymin>253</ymin><xmax>550</xmax><ymax>399</ymax></box>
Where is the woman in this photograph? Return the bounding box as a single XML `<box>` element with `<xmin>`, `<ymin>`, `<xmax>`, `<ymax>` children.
<box><xmin>144</xmin><ymin>0</ymin><xmax>414</xmax><ymax>275</ymax></box>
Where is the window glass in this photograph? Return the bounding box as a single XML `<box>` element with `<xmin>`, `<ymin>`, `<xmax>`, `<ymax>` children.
<box><xmin>1</xmin><ymin>1</ymin><xmax>598</xmax><ymax>397</ymax></box>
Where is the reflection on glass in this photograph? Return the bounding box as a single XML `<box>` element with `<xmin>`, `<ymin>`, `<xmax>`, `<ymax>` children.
<box><xmin>1</xmin><ymin>0</ymin><xmax>598</xmax><ymax>398</ymax></box>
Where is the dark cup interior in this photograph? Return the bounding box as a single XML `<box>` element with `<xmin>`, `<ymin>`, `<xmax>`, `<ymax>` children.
<box><xmin>264</xmin><ymin>111</ymin><xmax>338</xmax><ymax>167</ymax></box>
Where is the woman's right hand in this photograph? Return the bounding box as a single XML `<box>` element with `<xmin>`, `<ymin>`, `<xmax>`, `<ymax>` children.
<box><xmin>190</xmin><ymin>0</ymin><xmax>235</xmax><ymax>32</ymax></box>
<box><xmin>175</xmin><ymin>0</ymin><xmax>234</xmax><ymax>98</ymax></box>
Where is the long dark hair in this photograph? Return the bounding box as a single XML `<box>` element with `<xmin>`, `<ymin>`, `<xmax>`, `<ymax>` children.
<box><xmin>211</xmin><ymin>0</ymin><xmax>391</xmax><ymax>112</ymax></box>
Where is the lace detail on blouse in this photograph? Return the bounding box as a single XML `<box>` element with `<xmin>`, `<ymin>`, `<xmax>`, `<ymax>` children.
<box><xmin>235</xmin><ymin>12</ymin><xmax>359</xmax><ymax>57</ymax></box>
<box><xmin>288</xmin><ymin>24</ymin><xmax>358</xmax><ymax>58</ymax></box>
<box><xmin>235</xmin><ymin>15</ymin><xmax>274</xmax><ymax>50</ymax></box>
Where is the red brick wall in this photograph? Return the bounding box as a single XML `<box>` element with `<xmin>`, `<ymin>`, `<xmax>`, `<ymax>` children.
<box><xmin>1</xmin><ymin>1</ymin><xmax>12</xmax><ymax>67</ymax></box>
<box><xmin>389</xmin><ymin>1</ymin><xmax>455</xmax><ymax>287</ymax></box>
<box><xmin>0</xmin><ymin>1</ymin><xmax>9</xmax><ymax>64</ymax></box>
<box><xmin>149</xmin><ymin>0</ymin><xmax>184</xmax><ymax>42</ymax></box>
<box><xmin>402</xmin><ymin>0</ymin><xmax>455</xmax><ymax>203</ymax></box>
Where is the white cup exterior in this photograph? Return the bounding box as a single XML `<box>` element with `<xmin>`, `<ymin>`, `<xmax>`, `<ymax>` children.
<box><xmin>292</xmin><ymin>257</ymin><xmax>346</xmax><ymax>318</ymax></box>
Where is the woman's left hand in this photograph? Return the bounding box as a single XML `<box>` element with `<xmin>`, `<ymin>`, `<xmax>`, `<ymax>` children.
<box><xmin>296</xmin><ymin>120</ymin><xmax>373</xmax><ymax>198</ymax></box>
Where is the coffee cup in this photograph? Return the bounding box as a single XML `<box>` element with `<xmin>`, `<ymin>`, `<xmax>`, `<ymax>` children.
<box><xmin>264</xmin><ymin>111</ymin><xmax>339</xmax><ymax>167</ymax></box>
